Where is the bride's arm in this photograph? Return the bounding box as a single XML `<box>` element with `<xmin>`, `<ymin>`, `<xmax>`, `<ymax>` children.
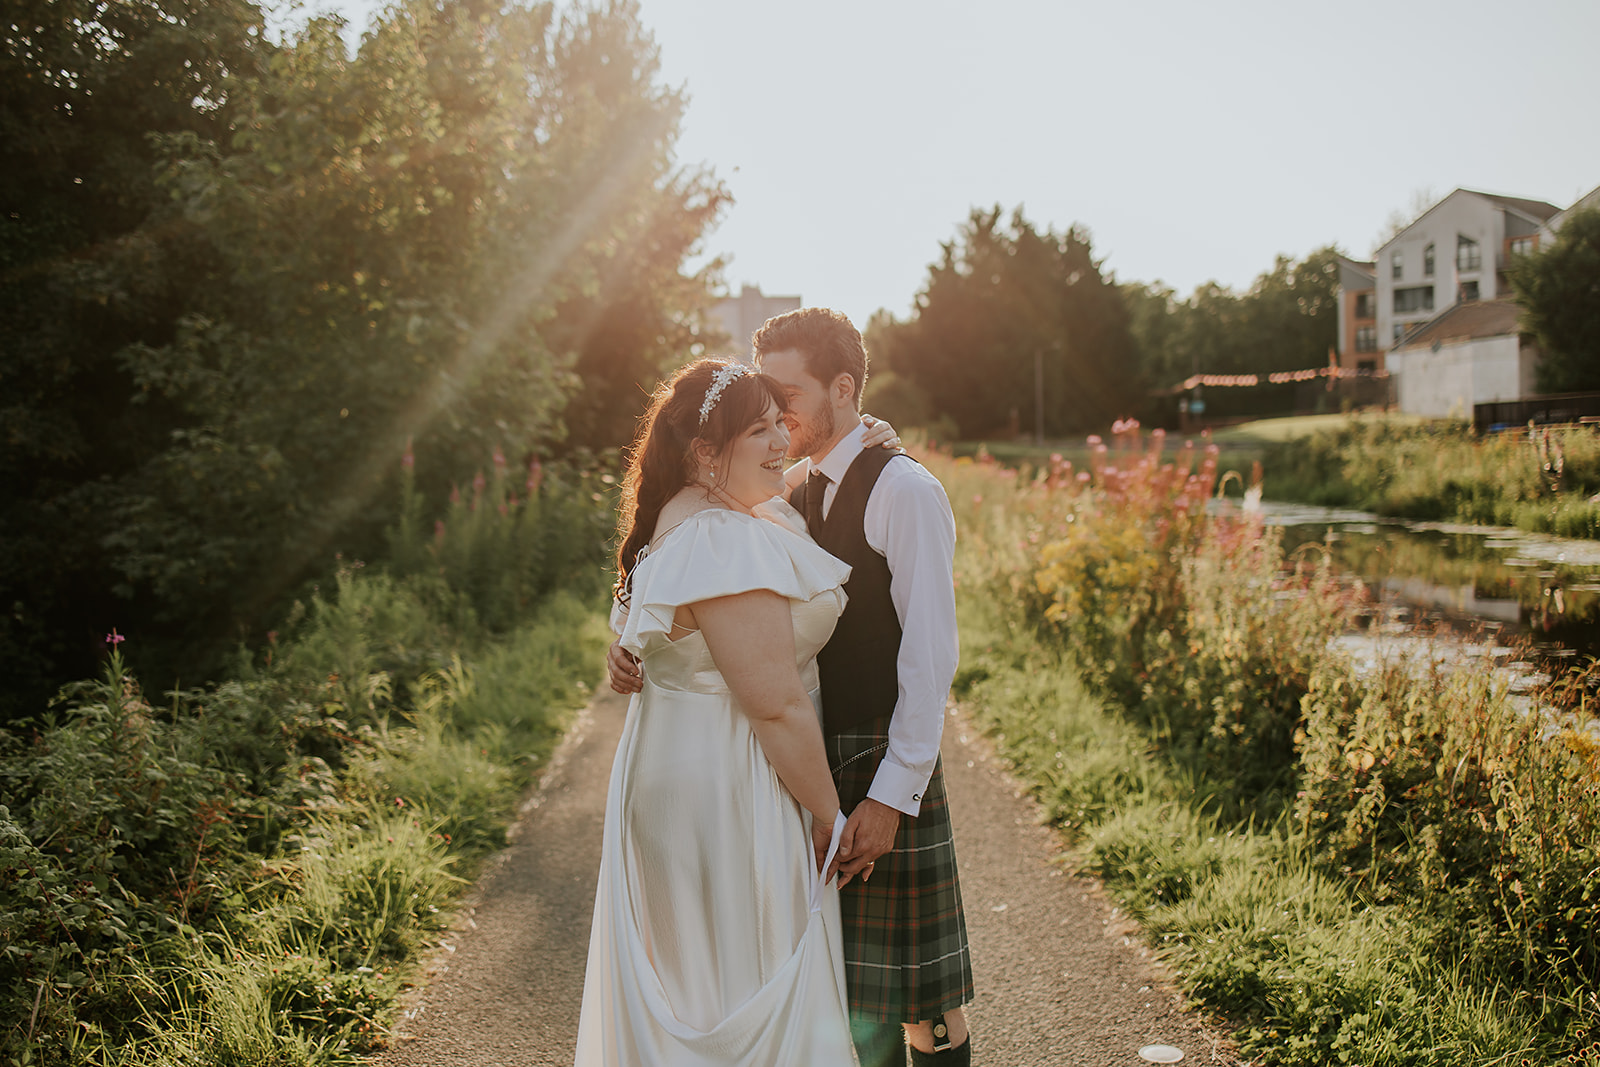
<box><xmin>692</xmin><ymin>590</ymin><xmax>840</xmax><ymax>833</ymax></box>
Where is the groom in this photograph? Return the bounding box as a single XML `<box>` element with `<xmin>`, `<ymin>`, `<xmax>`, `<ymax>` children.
<box><xmin>756</xmin><ymin>308</ymin><xmax>974</xmax><ymax>1067</ymax></box>
<box><xmin>612</xmin><ymin>308</ymin><xmax>975</xmax><ymax>1066</ymax></box>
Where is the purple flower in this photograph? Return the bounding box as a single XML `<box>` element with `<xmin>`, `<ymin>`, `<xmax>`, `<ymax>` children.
<box><xmin>106</xmin><ymin>628</ymin><xmax>125</xmax><ymax>646</ymax></box>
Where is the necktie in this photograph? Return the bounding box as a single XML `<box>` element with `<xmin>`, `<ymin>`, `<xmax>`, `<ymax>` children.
<box><xmin>804</xmin><ymin>470</ymin><xmax>829</xmax><ymax>538</ymax></box>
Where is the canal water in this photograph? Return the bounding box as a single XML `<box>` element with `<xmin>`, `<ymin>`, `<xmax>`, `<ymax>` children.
<box><xmin>1243</xmin><ymin>501</ymin><xmax>1600</xmax><ymax>667</ymax></box>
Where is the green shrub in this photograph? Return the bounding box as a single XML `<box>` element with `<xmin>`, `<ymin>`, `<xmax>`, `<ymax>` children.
<box><xmin>1</xmin><ymin>480</ymin><xmax>609</xmax><ymax>1063</ymax></box>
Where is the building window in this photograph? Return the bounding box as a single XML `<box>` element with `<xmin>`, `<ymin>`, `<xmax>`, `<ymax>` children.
<box><xmin>1357</xmin><ymin>359</ymin><xmax>1377</xmax><ymax>373</ymax></box>
<box><xmin>1393</xmin><ymin>286</ymin><xmax>1435</xmax><ymax>314</ymax></box>
<box><xmin>1391</xmin><ymin>251</ymin><xmax>1403</xmax><ymax>279</ymax></box>
<box><xmin>1457</xmin><ymin>235</ymin><xmax>1481</xmax><ymax>272</ymax></box>
<box><xmin>1393</xmin><ymin>323</ymin><xmax>1410</xmax><ymax>343</ymax></box>
<box><xmin>1354</xmin><ymin>293</ymin><xmax>1374</xmax><ymax>319</ymax></box>
<box><xmin>1424</xmin><ymin>244</ymin><xmax>1435</xmax><ymax>276</ymax></box>
<box><xmin>1510</xmin><ymin>236</ymin><xmax>1535</xmax><ymax>257</ymax></box>
<box><xmin>1355</xmin><ymin>326</ymin><xmax>1377</xmax><ymax>352</ymax></box>
<box><xmin>1461</xmin><ymin>280</ymin><xmax>1480</xmax><ymax>302</ymax></box>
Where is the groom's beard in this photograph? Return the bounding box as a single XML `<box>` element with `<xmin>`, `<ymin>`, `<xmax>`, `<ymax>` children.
<box><xmin>787</xmin><ymin>406</ymin><xmax>837</xmax><ymax>461</ymax></box>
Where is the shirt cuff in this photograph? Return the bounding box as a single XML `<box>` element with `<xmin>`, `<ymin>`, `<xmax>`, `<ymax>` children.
<box><xmin>866</xmin><ymin>757</ymin><xmax>933</xmax><ymax>818</ymax></box>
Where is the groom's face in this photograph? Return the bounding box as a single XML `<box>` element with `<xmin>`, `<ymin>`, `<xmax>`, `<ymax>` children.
<box><xmin>758</xmin><ymin>348</ymin><xmax>842</xmax><ymax>461</ymax></box>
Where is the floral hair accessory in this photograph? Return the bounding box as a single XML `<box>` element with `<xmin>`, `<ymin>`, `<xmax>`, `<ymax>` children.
<box><xmin>698</xmin><ymin>362</ymin><xmax>753</xmax><ymax>427</ymax></box>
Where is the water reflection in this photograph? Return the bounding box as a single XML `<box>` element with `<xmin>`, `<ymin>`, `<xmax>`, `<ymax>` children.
<box><xmin>1228</xmin><ymin>501</ymin><xmax>1600</xmax><ymax>661</ymax></box>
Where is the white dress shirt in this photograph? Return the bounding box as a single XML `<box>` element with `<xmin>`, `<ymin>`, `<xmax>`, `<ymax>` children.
<box><xmin>802</xmin><ymin>430</ymin><xmax>959</xmax><ymax>818</ymax></box>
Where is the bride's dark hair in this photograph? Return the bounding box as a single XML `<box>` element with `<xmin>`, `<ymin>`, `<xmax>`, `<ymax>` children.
<box><xmin>614</xmin><ymin>360</ymin><xmax>788</xmax><ymax>600</ymax></box>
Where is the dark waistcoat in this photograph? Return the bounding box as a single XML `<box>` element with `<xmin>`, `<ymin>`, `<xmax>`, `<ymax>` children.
<box><xmin>790</xmin><ymin>446</ymin><xmax>906</xmax><ymax>737</ymax></box>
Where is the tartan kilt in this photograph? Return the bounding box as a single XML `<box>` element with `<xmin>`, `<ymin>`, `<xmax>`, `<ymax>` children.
<box><xmin>827</xmin><ymin>714</ymin><xmax>975</xmax><ymax>1023</ymax></box>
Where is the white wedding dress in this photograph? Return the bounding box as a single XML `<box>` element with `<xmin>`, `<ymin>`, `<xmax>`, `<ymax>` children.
<box><xmin>574</xmin><ymin>503</ymin><xmax>860</xmax><ymax>1066</ymax></box>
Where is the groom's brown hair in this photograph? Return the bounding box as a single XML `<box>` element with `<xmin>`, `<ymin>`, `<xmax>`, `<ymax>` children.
<box><xmin>752</xmin><ymin>307</ymin><xmax>868</xmax><ymax>408</ymax></box>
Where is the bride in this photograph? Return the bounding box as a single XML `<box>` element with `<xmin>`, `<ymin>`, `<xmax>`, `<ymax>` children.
<box><xmin>574</xmin><ymin>360</ymin><xmax>893</xmax><ymax>1066</ymax></box>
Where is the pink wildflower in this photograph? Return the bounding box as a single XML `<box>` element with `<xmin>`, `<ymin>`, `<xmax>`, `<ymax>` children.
<box><xmin>105</xmin><ymin>628</ymin><xmax>125</xmax><ymax>646</ymax></box>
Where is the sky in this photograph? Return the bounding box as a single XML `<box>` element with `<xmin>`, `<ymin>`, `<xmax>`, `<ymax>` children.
<box><xmin>312</xmin><ymin>0</ymin><xmax>1600</xmax><ymax>331</ymax></box>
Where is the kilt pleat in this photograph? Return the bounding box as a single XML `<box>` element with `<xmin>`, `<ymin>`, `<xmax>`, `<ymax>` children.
<box><xmin>828</xmin><ymin>715</ymin><xmax>975</xmax><ymax>1023</ymax></box>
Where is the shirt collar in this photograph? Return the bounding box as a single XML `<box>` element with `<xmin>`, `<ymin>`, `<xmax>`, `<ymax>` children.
<box><xmin>813</xmin><ymin>420</ymin><xmax>866</xmax><ymax>484</ymax></box>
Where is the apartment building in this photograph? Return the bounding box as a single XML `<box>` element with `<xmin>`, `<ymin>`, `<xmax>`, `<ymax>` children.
<box><xmin>1333</xmin><ymin>254</ymin><xmax>1379</xmax><ymax>373</ymax></box>
<box><xmin>1541</xmin><ymin>182</ymin><xmax>1600</xmax><ymax>240</ymax></box>
<box><xmin>1374</xmin><ymin>188</ymin><xmax>1561</xmax><ymax>354</ymax></box>
<box><xmin>704</xmin><ymin>284</ymin><xmax>801</xmax><ymax>360</ymax></box>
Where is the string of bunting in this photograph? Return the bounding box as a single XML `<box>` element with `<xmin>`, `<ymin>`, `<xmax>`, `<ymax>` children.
<box><xmin>1173</xmin><ymin>366</ymin><xmax>1390</xmax><ymax>390</ymax></box>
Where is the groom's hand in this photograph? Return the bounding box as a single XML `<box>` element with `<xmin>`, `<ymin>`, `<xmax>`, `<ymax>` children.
<box><xmin>607</xmin><ymin>639</ymin><xmax>643</xmax><ymax>694</ymax></box>
<box><xmin>833</xmin><ymin>798</ymin><xmax>900</xmax><ymax>888</ymax></box>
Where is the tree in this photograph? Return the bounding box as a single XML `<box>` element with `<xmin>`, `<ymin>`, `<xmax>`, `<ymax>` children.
<box><xmin>1121</xmin><ymin>247</ymin><xmax>1341</xmax><ymax>421</ymax></box>
<box><xmin>876</xmin><ymin>207</ymin><xmax>1139</xmax><ymax>438</ymax></box>
<box><xmin>1511</xmin><ymin>207</ymin><xmax>1600</xmax><ymax>393</ymax></box>
<box><xmin>1</xmin><ymin>0</ymin><xmax>267</xmax><ymax>714</ymax></box>
<box><xmin>0</xmin><ymin>0</ymin><xmax>726</xmax><ymax>713</ymax></box>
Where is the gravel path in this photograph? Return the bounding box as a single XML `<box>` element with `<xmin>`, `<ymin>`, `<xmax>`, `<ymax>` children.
<box><xmin>374</xmin><ymin>689</ymin><xmax>1243</xmax><ymax>1067</ymax></box>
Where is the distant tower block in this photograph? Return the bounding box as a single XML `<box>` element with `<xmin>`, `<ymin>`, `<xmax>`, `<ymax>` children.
<box><xmin>706</xmin><ymin>284</ymin><xmax>801</xmax><ymax>361</ymax></box>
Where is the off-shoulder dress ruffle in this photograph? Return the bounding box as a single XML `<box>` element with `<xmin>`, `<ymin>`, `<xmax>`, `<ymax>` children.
<box><xmin>617</xmin><ymin>507</ymin><xmax>851</xmax><ymax>659</ymax></box>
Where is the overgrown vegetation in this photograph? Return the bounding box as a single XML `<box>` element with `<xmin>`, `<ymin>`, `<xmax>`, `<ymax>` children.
<box><xmin>1262</xmin><ymin>419</ymin><xmax>1600</xmax><ymax>539</ymax></box>
<box><xmin>0</xmin><ymin>465</ymin><xmax>613</xmax><ymax>1066</ymax></box>
<box><xmin>934</xmin><ymin>433</ymin><xmax>1600</xmax><ymax>1065</ymax></box>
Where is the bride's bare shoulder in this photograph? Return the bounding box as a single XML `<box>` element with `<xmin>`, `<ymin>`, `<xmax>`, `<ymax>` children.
<box><xmin>649</xmin><ymin>488</ymin><xmax>722</xmax><ymax>548</ymax></box>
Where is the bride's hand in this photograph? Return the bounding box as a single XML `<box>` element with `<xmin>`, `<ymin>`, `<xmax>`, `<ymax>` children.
<box><xmin>859</xmin><ymin>413</ymin><xmax>902</xmax><ymax>452</ymax></box>
<box><xmin>812</xmin><ymin>809</ymin><xmax>839</xmax><ymax>874</ymax></box>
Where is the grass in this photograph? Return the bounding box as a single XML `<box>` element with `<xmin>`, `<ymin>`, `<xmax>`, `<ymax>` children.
<box><xmin>1207</xmin><ymin>411</ymin><xmax>1434</xmax><ymax>446</ymax></box>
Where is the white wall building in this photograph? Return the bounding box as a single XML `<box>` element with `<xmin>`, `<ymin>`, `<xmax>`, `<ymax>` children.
<box><xmin>1386</xmin><ymin>299</ymin><xmax>1539</xmax><ymax>418</ymax></box>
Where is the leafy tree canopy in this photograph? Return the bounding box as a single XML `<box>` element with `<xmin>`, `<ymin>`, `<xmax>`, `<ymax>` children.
<box><xmin>870</xmin><ymin>206</ymin><xmax>1138</xmax><ymax>439</ymax></box>
<box><xmin>1511</xmin><ymin>207</ymin><xmax>1600</xmax><ymax>393</ymax></box>
<box><xmin>1122</xmin><ymin>246</ymin><xmax>1341</xmax><ymax>420</ymax></box>
<box><xmin>1</xmin><ymin>0</ymin><xmax>726</xmax><ymax>713</ymax></box>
